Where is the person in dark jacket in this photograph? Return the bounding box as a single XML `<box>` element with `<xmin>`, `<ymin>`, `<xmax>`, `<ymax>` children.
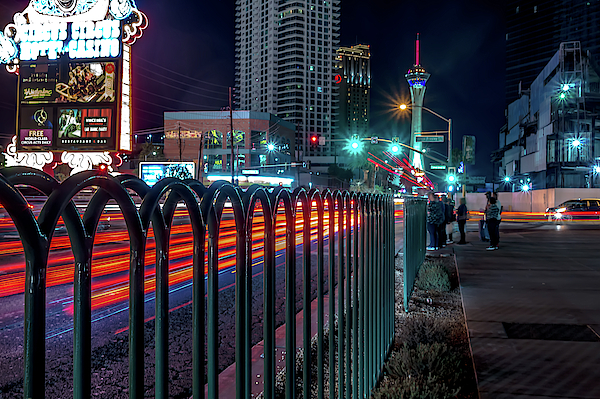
<box><xmin>426</xmin><ymin>192</ymin><xmax>444</xmax><ymax>250</ymax></box>
<box><xmin>485</xmin><ymin>197</ymin><xmax>501</xmax><ymax>250</ymax></box>
<box><xmin>456</xmin><ymin>197</ymin><xmax>468</xmax><ymax>244</ymax></box>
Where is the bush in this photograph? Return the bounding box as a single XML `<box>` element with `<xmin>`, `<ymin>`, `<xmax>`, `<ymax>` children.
<box><xmin>415</xmin><ymin>260</ymin><xmax>451</xmax><ymax>293</ymax></box>
<box><xmin>380</xmin><ymin>343</ymin><xmax>463</xmax><ymax>398</ymax></box>
<box><xmin>397</xmin><ymin>315</ymin><xmax>460</xmax><ymax>349</ymax></box>
<box><xmin>374</xmin><ymin>374</ymin><xmax>459</xmax><ymax>399</ymax></box>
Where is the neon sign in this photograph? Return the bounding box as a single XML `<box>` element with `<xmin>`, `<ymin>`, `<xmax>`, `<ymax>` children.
<box><xmin>19</xmin><ymin>20</ymin><xmax>122</xmax><ymax>61</ymax></box>
<box><xmin>0</xmin><ymin>0</ymin><xmax>147</xmax><ymax>72</ymax></box>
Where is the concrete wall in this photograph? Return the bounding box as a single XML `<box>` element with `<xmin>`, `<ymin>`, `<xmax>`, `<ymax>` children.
<box><xmin>456</xmin><ymin>188</ymin><xmax>600</xmax><ymax>213</ymax></box>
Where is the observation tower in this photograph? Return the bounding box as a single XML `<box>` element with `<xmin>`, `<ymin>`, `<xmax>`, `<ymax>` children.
<box><xmin>405</xmin><ymin>33</ymin><xmax>430</xmax><ymax>170</ymax></box>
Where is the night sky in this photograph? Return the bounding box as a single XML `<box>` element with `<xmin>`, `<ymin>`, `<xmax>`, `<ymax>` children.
<box><xmin>0</xmin><ymin>0</ymin><xmax>506</xmax><ymax>178</ymax></box>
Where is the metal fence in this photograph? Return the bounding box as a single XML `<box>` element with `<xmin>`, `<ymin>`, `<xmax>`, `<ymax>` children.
<box><xmin>0</xmin><ymin>166</ymin><xmax>395</xmax><ymax>399</ymax></box>
<box><xmin>402</xmin><ymin>197</ymin><xmax>427</xmax><ymax>312</ymax></box>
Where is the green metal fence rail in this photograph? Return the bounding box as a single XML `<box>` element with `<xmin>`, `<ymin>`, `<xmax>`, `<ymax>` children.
<box><xmin>402</xmin><ymin>197</ymin><xmax>428</xmax><ymax>312</ymax></box>
<box><xmin>0</xmin><ymin>166</ymin><xmax>396</xmax><ymax>399</ymax></box>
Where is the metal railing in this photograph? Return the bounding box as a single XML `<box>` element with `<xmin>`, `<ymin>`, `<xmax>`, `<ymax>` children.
<box><xmin>0</xmin><ymin>166</ymin><xmax>395</xmax><ymax>399</ymax></box>
<box><xmin>402</xmin><ymin>197</ymin><xmax>427</xmax><ymax>312</ymax></box>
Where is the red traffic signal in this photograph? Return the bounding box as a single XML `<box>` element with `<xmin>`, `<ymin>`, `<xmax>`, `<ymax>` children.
<box><xmin>311</xmin><ymin>135</ymin><xmax>318</xmax><ymax>143</ymax></box>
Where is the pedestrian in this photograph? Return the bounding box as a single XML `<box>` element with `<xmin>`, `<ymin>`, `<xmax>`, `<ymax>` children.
<box><xmin>456</xmin><ymin>197</ymin><xmax>468</xmax><ymax>244</ymax></box>
<box><xmin>445</xmin><ymin>197</ymin><xmax>456</xmax><ymax>244</ymax></box>
<box><xmin>493</xmin><ymin>192</ymin><xmax>502</xmax><ymax>241</ymax></box>
<box><xmin>485</xmin><ymin>196</ymin><xmax>501</xmax><ymax>250</ymax></box>
<box><xmin>426</xmin><ymin>192</ymin><xmax>444</xmax><ymax>250</ymax></box>
<box><xmin>479</xmin><ymin>192</ymin><xmax>491</xmax><ymax>242</ymax></box>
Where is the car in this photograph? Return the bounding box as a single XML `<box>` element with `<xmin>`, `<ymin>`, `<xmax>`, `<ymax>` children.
<box><xmin>546</xmin><ymin>198</ymin><xmax>600</xmax><ymax>221</ymax></box>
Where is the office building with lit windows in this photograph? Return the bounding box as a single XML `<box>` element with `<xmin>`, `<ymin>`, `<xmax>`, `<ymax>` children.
<box><xmin>335</xmin><ymin>44</ymin><xmax>371</xmax><ymax>144</ymax></box>
<box><xmin>234</xmin><ymin>0</ymin><xmax>341</xmax><ymax>170</ymax></box>
<box><xmin>496</xmin><ymin>42</ymin><xmax>600</xmax><ymax>189</ymax></box>
<box><xmin>506</xmin><ymin>1</ymin><xmax>600</xmax><ymax>104</ymax></box>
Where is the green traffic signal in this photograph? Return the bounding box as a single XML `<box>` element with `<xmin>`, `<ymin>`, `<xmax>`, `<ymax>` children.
<box><xmin>349</xmin><ymin>135</ymin><xmax>361</xmax><ymax>153</ymax></box>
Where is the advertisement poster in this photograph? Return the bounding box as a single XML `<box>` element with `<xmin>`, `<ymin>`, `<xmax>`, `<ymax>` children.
<box><xmin>20</xmin><ymin>64</ymin><xmax>59</xmax><ymax>104</ymax></box>
<box><xmin>20</xmin><ymin>62</ymin><xmax>116</xmax><ymax>104</ymax></box>
<box><xmin>57</xmin><ymin>108</ymin><xmax>113</xmax><ymax>147</ymax></box>
<box><xmin>140</xmin><ymin>163</ymin><xmax>196</xmax><ymax>187</ymax></box>
<box><xmin>57</xmin><ymin>63</ymin><xmax>116</xmax><ymax>103</ymax></box>
<box><xmin>19</xmin><ymin>107</ymin><xmax>54</xmax><ymax>147</ymax></box>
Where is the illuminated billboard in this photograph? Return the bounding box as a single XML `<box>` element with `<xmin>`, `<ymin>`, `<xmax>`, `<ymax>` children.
<box><xmin>1</xmin><ymin>0</ymin><xmax>148</xmax><ymax>154</ymax></box>
<box><xmin>18</xmin><ymin>61</ymin><xmax>118</xmax><ymax>151</ymax></box>
<box><xmin>140</xmin><ymin>162</ymin><xmax>196</xmax><ymax>187</ymax></box>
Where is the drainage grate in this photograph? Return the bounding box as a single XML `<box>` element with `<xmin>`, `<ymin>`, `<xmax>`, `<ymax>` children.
<box><xmin>503</xmin><ymin>323</ymin><xmax>600</xmax><ymax>342</ymax></box>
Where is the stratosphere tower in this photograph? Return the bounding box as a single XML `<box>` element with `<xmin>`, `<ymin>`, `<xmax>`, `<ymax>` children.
<box><xmin>405</xmin><ymin>33</ymin><xmax>430</xmax><ymax>170</ymax></box>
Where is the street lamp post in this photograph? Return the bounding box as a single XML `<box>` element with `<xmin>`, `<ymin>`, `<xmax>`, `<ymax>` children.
<box><xmin>399</xmin><ymin>104</ymin><xmax>452</xmax><ymax>164</ymax></box>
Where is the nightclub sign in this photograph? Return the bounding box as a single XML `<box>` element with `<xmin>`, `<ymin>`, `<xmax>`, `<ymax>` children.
<box><xmin>0</xmin><ymin>0</ymin><xmax>148</xmax><ymax>152</ymax></box>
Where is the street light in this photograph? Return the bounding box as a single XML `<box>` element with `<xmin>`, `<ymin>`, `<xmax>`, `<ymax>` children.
<box><xmin>267</xmin><ymin>142</ymin><xmax>276</xmax><ymax>152</ymax></box>
<box><xmin>504</xmin><ymin>176</ymin><xmax>511</xmax><ymax>182</ymax></box>
<box><xmin>399</xmin><ymin>103</ymin><xmax>452</xmax><ymax>164</ymax></box>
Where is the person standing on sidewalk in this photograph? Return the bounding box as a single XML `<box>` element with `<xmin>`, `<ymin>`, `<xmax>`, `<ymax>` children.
<box><xmin>485</xmin><ymin>197</ymin><xmax>501</xmax><ymax>250</ymax></box>
<box><xmin>456</xmin><ymin>197</ymin><xmax>469</xmax><ymax>244</ymax></box>
<box><xmin>445</xmin><ymin>197</ymin><xmax>456</xmax><ymax>244</ymax></box>
<box><xmin>426</xmin><ymin>192</ymin><xmax>444</xmax><ymax>250</ymax></box>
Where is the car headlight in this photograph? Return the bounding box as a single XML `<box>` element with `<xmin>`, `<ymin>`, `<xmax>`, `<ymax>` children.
<box><xmin>554</xmin><ymin>212</ymin><xmax>563</xmax><ymax>219</ymax></box>
<box><xmin>557</xmin><ymin>207</ymin><xmax>567</xmax><ymax>213</ymax></box>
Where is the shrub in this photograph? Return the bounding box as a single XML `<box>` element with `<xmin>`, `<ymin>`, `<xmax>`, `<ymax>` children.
<box><xmin>415</xmin><ymin>260</ymin><xmax>451</xmax><ymax>293</ymax></box>
<box><xmin>397</xmin><ymin>315</ymin><xmax>459</xmax><ymax>349</ymax></box>
<box><xmin>381</xmin><ymin>343</ymin><xmax>463</xmax><ymax>398</ymax></box>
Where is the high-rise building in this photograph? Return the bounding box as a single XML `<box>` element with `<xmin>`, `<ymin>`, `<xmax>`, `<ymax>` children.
<box><xmin>335</xmin><ymin>44</ymin><xmax>371</xmax><ymax>144</ymax></box>
<box><xmin>506</xmin><ymin>0</ymin><xmax>600</xmax><ymax>104</ymax></box>
<box><xmin>234</xmin><ymin>0</ymin><xmax>341</xmax><ymax>165</ymax></box>
<box><xmin>405</xmin><ymin>34</ymin><xmax>430</xmax><ymax>170</ymax></box>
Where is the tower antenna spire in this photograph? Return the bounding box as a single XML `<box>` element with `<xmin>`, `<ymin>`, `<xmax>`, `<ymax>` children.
<box><xmin>416</xmin><ymin>33</ymin><xmax>420</xmax><ymax>66</ymax></box>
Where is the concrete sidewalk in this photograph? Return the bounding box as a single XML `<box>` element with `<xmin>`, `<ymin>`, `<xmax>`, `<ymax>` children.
<box><xmin>453</xmin><ymin>223</ymin><xmax>600</xmax><ymax>398</ymax></box>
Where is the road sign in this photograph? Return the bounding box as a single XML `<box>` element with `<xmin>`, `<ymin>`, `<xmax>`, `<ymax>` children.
<box><xmin>466</xmin><ymin>176</ymin><xmax>486</xmax><ymax>184</ymax></box>
<box><xmin>463</xmin><ymin>135</ymin><xmax>476</xmax><ymax>164</ymax></box>
<box><xmin>416</xmin><ymin>136</ymin><xmax>444</xmax><ymax>142</ymax></box>
<box><xmin>430</xmin><ymin>164</ymin><xmax>446</xmax><ymax>170</ymax></box>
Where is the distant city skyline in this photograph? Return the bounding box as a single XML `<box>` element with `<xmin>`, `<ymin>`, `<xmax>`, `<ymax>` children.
<box><xmin>1</xmin><ymin>1</ymin><xmax>506</xmax><ymax>178</ymax></box>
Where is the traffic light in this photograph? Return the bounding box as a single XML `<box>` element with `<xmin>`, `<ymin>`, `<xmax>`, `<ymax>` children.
<box><xmin>310</xmin><ymin>134</ymin><xmax>319</xmax><ymax>148</ymax></box>
<box><xmin>349</xmin><ymin>134</ymin><xmax>361</xmax><ymax>153</ymax></box>
<box><xmin>446</xmin><ymin>166</ymin><xmax>456</xmax><ymax>183</ymax></box>
<box><xmin>390</xmin><ymin>137</ymin><xmax>400</xmax><ymax>154</ymax></box>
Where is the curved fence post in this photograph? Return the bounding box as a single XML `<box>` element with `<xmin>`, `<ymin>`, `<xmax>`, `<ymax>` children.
<box><xmin>270</xmin><ymin>187</ymin><xmax>296</xmax><ymax>399</ymax></box>
<box><xmin>0</xmin><ymin>166</ymin><xmax>400</xmax><ymax>399</ymax></box>
<box><xmin>0</xmin><ymin>172</ymin><xmax>49</xmax><ymax>399</ymax></box>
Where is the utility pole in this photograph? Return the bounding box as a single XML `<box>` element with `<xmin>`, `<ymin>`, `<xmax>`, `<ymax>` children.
<box><xmin>197</xmin><ymin>132</ymin><xmax>204</xmax><ymax>181</ymax></box>
<box><xmin>178</xmin><ymin>122</ymin><xmax>182</xmax><ymax>162</ymax></box>
<box><xmin>229</xmin><ymin>87</ymin><xmax>234</xmax><ymax>184</ymax></box>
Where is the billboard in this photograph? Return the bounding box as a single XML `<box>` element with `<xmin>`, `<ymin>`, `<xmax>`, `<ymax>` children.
<box><xmin>140</xmin><ymin>162</ymin><xmax>196</xmax><ymax>187</ymax></box>
<box><xmin>462</xmin><ymin>135</ymin><xmax>476</xmax><ymax>165</ymax></box>
<box><xmin>18</xmin><ymin>61</ymin><xmax>118</xmax><ymax>151</ymax></box>
<box><xmin>2</xmin><ymin>0</ymin><xmax>149</xmax><ymax>155</ymax></box>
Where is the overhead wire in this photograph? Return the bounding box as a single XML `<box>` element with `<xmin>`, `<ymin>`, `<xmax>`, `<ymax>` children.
<box><xmin>134</xmin><ymin>54</ymin><xmax>231</xmax><ymax>89</ymax></box>
<box><xmin>136</xmin><ymin>64</ymin><xmax>229</xmax><ymax>96</ymax></box>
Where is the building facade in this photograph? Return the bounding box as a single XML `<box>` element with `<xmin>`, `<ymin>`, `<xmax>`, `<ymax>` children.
<box><xmin>506</xmin><ymin>0</ymin><xmax>600</xmax><ymax>104</ymax></box>
<box><xmin>163</xmin><ymin>111</ymin><xmax>296</xmax><ymax>185</ymax></box>
<box><xmin>234</xmin><ymin>0</ymin><xmax>341</xmax><ymax>167</ymax></box>
<box><xmin>335</xmin><ymin>44</ymin><xmax>371</xmax><ymax>144</ymax></box>
<box><xmin>496</xmin><ymin>42</ymin><xmax>600</xmax><ymax>189</ymax></box>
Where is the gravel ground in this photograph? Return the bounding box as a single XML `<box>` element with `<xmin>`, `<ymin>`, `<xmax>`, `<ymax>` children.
<box><xmin>266</xmin><ymin>252</ymin><xmax>478</xmax><ymax>399</ymax></box>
